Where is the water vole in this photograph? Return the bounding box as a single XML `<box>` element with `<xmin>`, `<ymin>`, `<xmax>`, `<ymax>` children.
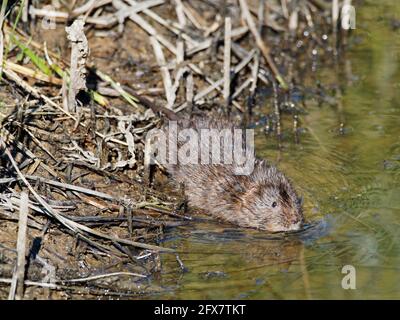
<box><xmin>160</xmin><ymin>116</ymin><xmax>304</xmax><ymax>232</ymax></box>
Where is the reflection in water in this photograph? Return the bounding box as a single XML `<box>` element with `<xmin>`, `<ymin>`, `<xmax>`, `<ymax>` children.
<box><xmin>150</xmin><ymin>0</ymin><xmax>400</xmax><ymax>299</ymax></box>
<box><xmin>158</xmin><ymin>224</ymin><xmax>305</xmax><ymax>299</ymax></box>
<box><xmin>155</xmin><ymin>218</ymin><xmax>332</xmax><ymax>299</ymax></box>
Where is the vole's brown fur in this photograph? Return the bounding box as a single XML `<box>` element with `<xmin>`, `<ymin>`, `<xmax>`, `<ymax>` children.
<box><xmin>164</xmin><ymin>116</ymin><xmax>304</xmax><ymax>232</ymax></box>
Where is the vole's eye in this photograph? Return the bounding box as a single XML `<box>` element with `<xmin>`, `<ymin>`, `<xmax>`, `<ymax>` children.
<box><xmin>272</xmin><ymin>201</ymin><xmax>277</xmax><ymax>208</ymax></box>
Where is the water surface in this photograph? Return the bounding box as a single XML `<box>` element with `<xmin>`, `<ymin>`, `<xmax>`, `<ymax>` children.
<box><xmin>153</xmin><ymin>1</ymin><xmax>400</xmax><ymax>299</ymax></box>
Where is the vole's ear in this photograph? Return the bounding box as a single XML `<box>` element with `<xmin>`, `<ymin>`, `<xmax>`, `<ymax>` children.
<box><xmin>278</xmin><ymin>184</ymin><xmax>290</xmax><ymax>202</ymax></box>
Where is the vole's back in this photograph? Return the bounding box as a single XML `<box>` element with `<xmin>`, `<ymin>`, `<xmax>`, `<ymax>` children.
<box><xmin>163</xmin><ymin>116</ymin><xmax>304</xmax><ymax>232</ymax></box>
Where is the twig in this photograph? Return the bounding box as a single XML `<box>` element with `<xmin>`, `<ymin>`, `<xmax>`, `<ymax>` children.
<box><xmin>65</xmin><ymin>19</ymin><xmax>88</xmax><ymax>112</ymax></box>
<box><xmin>0</xmin><ymin>278</ymin><xmax>61</xmax><ymax>289</ymax></box>
<box><xmin>223</xmin><ymin>17</ymin><xmax>232</xmax><ymax>109</ymax></box>
<box><xmin>186</xmin><ymin>72</ymin><xmax>194</xmax><ymax>112</ymax></box>
<box><xmin>3</xmin><ymin>68</ymin><xmax>128</xmax><ymax>146</ymax></box>
<box><xmin>0</xmin><ymin>0</ymin><xmax>7</xmax><ymax>78</ymax></box>
<box><xmin>247</xmin><ymin>0</ymin><xmax>263</xmax><ymax>116</ymax></box>
<box><xmin>122</xmin><ymin>0</ymin><xmax>198</xmax><ymax>47</ymax></box>
<box><xmin>288</xmin><ymin>9</ymin><xmax>298</xmax><ymax>32</ymax></box>
<box><xmin>238</xmin><ymin>0</ymin><xmax>288</xmax><ymax>89</ymax></box>
<box><xmin>113</xmin><ymin>0</ymin><xmax>178</xmax><ymax>56</ymax></box>
<box><xmin>95</xmin><ymin>70</ymin><xmax>141</xmax><ymax>111</ymax></box>
<box><xmin>173</xmin><ymin>0</ymin><xmax>186</xmax><ymax>28</ymax></box>
<box><xmin>232</xmin><ymin>77</ymin><xmax>252</xmax><ymax>100</ymax></box>
<box><xmin>25</xmin><ymin>175</ymin><xmax>115</xmax><ymax>201</ymax></box>
<box><xmin>8</xmin><ymin>191</ymin><xmax>29</xmax><ymax>300</ymax></box>
<box><xmin>58</xmin><ymin>271</ymin><xmax>147</xmax><ymax>283</ymax></box>
<box><xmin>272</xmin><ymin>80</ymin><xmax>281</xmax><ymax>138</ymax></box>
<box><xmin>4</xmin><ymin>61</ymin><xmax>63</xmax><ymax>84</ymax></box>
<box><xmin>150</xmin><ymin>36</ymin><xmax>175</xmax><ymax>109</ymax></box>
<box><xmin>0</xmin><ymin>138</ymin><xmax>174</xmax><ymax>253</ymax></box>
<box><xmin>175</xmin><ymin>49</ymin><xmax>256</xmax><ymax>112</ymax></box>
<box><xmin>332</xmin><ymin>0</ymin><xmax>339</xmax><ymax>53</ymax></box>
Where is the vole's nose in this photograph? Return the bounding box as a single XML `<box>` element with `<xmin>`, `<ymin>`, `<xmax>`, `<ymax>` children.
<box><xmin>297</xmin><ymin>196</ymin><xmax>304</xmax><ymax>206</ymax></box>
<box><xmin>286</xmin><ymin>214</ymin><xmax>303</xmax><ymax>231</ymax></box>
<box><xmin>290</xmin><ymin>214</ymin><xmax>303</xmax><ymax>225</ymax></box>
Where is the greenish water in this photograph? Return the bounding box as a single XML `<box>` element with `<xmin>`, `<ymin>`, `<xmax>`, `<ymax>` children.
<box><xmin>153</xmin><ymin>1</ymin><xmax>400</xmax><ymax>299</ymax></box>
